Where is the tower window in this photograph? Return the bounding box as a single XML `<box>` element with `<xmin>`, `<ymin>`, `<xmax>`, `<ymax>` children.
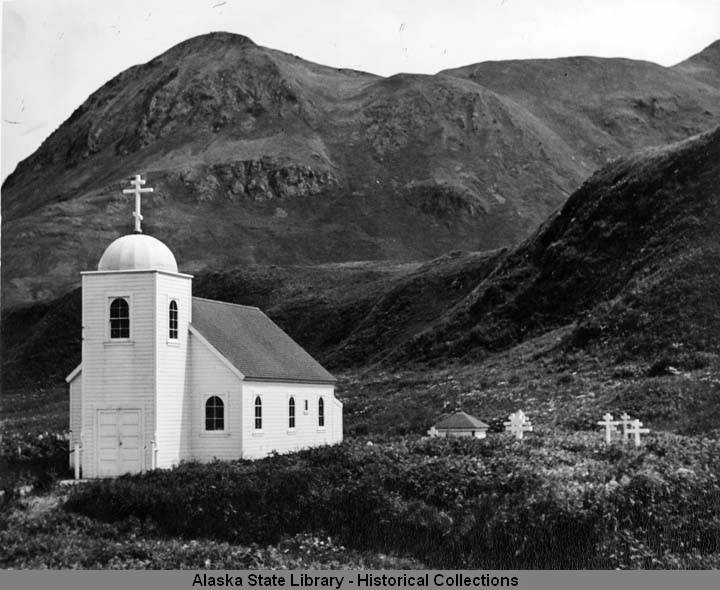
<box><xmin>169</xmin><ymin>300</ymin><xmax>178</xmax><ymax>339</ymax></box>
<box><xmin>318</xmin><ymin>397</ymin><xmax>325</xmax><ymax>428</ymax></box>
<box><xmin>289</xmin><ymin>397</ymin><xmax>296</xmax><ymax>429</ymax></box>
<box><xmin>205</xmin><ymin>396</ymin><xmax>224</xmax><ymax>431</ymax></box>
<box><xmin>254</xmin><ymin>396</ymin><xmax>262</xmax><ymax>430</ymax></box>
<box><xmin>109</xmin><ymin>298</ymin><xmax>130</xmax><ymax>339</ymax></box>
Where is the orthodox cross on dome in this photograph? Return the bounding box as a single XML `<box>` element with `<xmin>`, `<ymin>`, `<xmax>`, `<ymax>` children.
<box><xmin>122</xmin><ymin>174</ymin><xmax>154</xmax><ymax>233</ymax></box>
<box><xmin>504</xmin><ymin>410</ymin><xmax>533</xmax><ymax>440</ymax></box>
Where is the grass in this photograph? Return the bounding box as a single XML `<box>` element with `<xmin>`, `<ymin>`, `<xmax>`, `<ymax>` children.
<box><xmin>0</xmin><ymin>493</ymin><xmax>421</xmax><ymax>569</ymax></box>
<box><xmin>2</xmin><ymin>338</ymin><xmax>720</xmax><ymax>568</ymax></box>
<box><xmin>50</xmin><ymin>431</ymin><xmax>720</xmax><ymax>569</ymax></box>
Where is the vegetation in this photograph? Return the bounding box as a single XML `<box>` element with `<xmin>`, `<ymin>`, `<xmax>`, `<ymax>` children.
<box><xmin>3</xmin><ymin>126</ymin><xmax>720</xmax><ymax>569</ymax></box>
<box><xmin>1</xmin><ymin>495</ymin><xmax>420</xmax><ymax>569</ymax></box>
<box><xmin>59</xmin><ymin>433</ymin><xmax>720</xmax><ymax>569</ymax></box>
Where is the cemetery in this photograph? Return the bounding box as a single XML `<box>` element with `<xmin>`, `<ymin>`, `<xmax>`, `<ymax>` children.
<box><xmin>4</xmin><ymin>381</ymin><xmax>718</xmax><ymax>569</ymax></box>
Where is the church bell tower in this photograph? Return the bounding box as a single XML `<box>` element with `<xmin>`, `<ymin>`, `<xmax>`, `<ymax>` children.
<box><xmin>73</xmin><ymin>175</ymin><xmax>193</xmax><ymax>478</ymax></box>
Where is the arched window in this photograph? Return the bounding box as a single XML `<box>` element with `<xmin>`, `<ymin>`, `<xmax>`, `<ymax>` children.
<box><xmin>168</xmin><ymin>300</ymin><xmax>178</xmax><ymax>339</ymax></box>
<box><xmin>109</xmin><ymin>298</ymin><xmax>130</xmax><ymax>339</ymax></box>
<box><xmin>318</xmin><ymin>397</ymin><xmax>325</xmax><ymax>428</ymax></box>
<box><xmin>288</xmin><ymin>397</ymin><xmax>296</xmax><ymax>429</ymax></box>
<box><xmin>254</xmin><ymin>396</ymin><xmax>262</xmax><ymax>430</ymax></box>
<box><xmin>205</xmin><ymin>396</ymin><xmax>224</xmax><ymax>431</ymax></box>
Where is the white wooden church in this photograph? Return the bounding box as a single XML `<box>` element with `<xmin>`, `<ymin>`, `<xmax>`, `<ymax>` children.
<box><xmin>67</xmin><ymin>175</ymin><xmax>342</xmax><ymax>478</ymax></box>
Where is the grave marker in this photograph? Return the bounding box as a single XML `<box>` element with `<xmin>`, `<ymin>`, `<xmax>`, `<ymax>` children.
<box><xmin>627</xmin><ymin>419</ymin><xmax>650</xmax><ymax>447</ymax></box>
<box><xmin>618</xmin><ymin>412</ymin><xmax>633</xmax><ymax>442</ymax></box>
<box><xmin>597</xmin><ymin>412</ymin><xmax>619</xmax><ymax>444</ymax></box>
<box><xmin>504</xmin><ymin>410</ymin><xmax>533</xmax><ymax>440</ymax></box>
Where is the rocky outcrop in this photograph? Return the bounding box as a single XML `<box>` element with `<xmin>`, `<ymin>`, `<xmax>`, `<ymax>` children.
<box><xmin>174</xmin><ymin>160</ymin><xmax>339</xmax><ymax>202</ymax></box>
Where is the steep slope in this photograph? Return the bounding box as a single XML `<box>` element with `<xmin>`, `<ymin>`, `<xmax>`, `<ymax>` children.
<box><xmin>400</xmin><ymin>126</ymin><xmax>720</xmax><ymax>364</ymax></box>
<box><xmin>4</xmin><ymin>127</ymin><xmax>720</xmax><ymax>390</ymax></box>
<box><xmin>674</xmin><ymin>39</ymin><xmax>720</xmax><ymax>88</ymax></box>
<box><xmin>3</xmin><ymin>32</ymin><xmax>719</xmax><ymax>309</ymax></box>
<box><xmin>443</xmin><ymin>53</ymin><xmax>720</xmax><ymax>166</ymax></box>
<box><xmin>1</xmin><ymin>253</ymin><xmax>500</xmax><ymax>387</ymax></box>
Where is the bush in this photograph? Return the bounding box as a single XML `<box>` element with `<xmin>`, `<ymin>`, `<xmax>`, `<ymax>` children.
<box><xmin>64</xmin><ymin>434</ymin><xmax>720</xmax><ymax>568</ymax></box>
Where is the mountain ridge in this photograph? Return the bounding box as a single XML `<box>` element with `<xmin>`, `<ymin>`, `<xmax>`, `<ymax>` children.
<box><xmin>3</xmin><ymin>32</ymin><xmax>719</xmax><ymax>309</ymax></box>
<box><xmin>4</xmin><ymin>125</ymin><xmax>720</xmax><ymax>389</ymax></box>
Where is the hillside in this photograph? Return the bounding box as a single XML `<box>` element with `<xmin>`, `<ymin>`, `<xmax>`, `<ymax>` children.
<box><xmin>1</xmin><ymin>252</ymin><xmax>504</xmax><ymax>388</ymax></box>
<box><xmin>5</xmin><ymin>126</ymin><xmax>720</xmax><ymax>392</ymax></box>
<box><xmin>3</xmin><ymin>32</ymin><xmax>719</xmax><ymax>309</ymax></box>
<box><xmin>398</xmin><ymin>126</ymin><xmax>720</xmax><ymax>366</ymax></box>
<box><xmin>674</xmin><ymin>39</ymin><xmax>720</xmax><ymax>88</ymax></box>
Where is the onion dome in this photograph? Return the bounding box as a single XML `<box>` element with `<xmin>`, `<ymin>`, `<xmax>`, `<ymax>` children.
<box><xmin>97</xmin><ymin>234</ymin><xmax>178</xmax><ymax>272</ymax></box>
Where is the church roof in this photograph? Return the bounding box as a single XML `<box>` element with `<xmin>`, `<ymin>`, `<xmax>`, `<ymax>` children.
<box><xmin>434</xmin><ymin>411</ymin><xmax>488</xmax><ymax>430</ymax></box>
<box><xmin>191</xmin><ymin>297</ymin><xmax>336</xmax><ymax>383</ymax></box>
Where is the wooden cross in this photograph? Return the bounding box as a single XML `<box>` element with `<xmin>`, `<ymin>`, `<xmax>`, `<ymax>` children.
<box><xmin>122</xmin><ymin>174</ymin><xmax>154</xmax><ymax>233</ymax></box>
<box><xmin>627</xmin><ymin>419</ymin><xmax>650</xmax><ymax>447</ymax></box>
<box><xmin>504</xmin><ymin>410</ymin><xmax>533</xmax><ymax>440</ymax></box>
<box><xmin>597</xmin><ymin>412</ymin><xmax>619</xmax><ymax>444</ymax></box>
<box><xmin>619</xmin><ymin>412</ymin><xmax>633</xmax><ymax>442</ymax></box>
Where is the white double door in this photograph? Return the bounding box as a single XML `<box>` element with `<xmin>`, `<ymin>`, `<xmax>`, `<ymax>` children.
<box><xmin>97</xmin><ymin>409</ymin><xmax>143</xmax><ymax>477</ymax></box>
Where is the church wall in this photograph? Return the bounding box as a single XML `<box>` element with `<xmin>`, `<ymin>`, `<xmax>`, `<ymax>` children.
<box><xmin>240</xmin><ymin>381</ymin><xmax>341</xmax><ymax>459</ymax></box>
<box><xmin>80</xmin><ymin>271</ymin><xmax>157</xmax><ymax>478</ymax></box>
<box><xmin>188</xmin><ymin>332</ymin><xmax>244</xmax><ymax>462</ymax></box>
<box><xmin>436</xmin><ymin>428</ymin><xmax>487</xmax><ymax>439</ymax></box>
<box><xmin>68</xmin><ymin>375</ymin><xmax>82</xmax><ymax>469</ymax></box>
<box><xmin>154</xmin><ymin>273</ymin><xmax>192</xmax><ymax>469</ymax></box>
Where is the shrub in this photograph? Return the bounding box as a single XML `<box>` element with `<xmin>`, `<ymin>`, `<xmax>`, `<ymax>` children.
<box><xmin>64</xmin><ymin>434</ymin><xmax>720</xmax><ymax>568</ymax></box>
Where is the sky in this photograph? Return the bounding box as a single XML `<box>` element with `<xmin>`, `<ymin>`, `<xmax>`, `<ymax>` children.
<box><xmin>2</xmin><ymin>0</ymin><xmax>719</xmax><ymax>181</ymax></box>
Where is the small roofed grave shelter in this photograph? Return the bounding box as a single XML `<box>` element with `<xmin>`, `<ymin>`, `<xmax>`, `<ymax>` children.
<box><xmin>66</xmin><ymin>175</ymin><xmax>342</xmax><ymax>478</ymax></box>
<box><xmin>428</xmin><ymin>411</ymin><xmax>489</xmax><ymax>439</ymax></box>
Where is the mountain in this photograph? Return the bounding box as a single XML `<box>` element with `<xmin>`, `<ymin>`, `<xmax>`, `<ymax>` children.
<box><xmin>3</xmin><ymin>32</ymin><xmax>719</xmax><ymax>309</ymax></box>
<box><xmin>674</xmin><ymin>39</ymin><xmax>720</xmax><ymax>88</ymax></box>
<box><xmin>5</xmin><ymin>126</ymin><xmax>720</xmax><ymax>390</ymax></box>
<box><xmin>397</xmin><ymin>125</ymin><xmax>720</xmax><ymax>365</ymax></box>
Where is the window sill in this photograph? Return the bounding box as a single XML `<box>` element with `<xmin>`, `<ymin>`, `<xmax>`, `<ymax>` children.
<box><xmin>199</xmin><ymin>431</ymin><xmax>230</xmax><ymax>438</ymax></box>
<box><xmin>252</xmin><ymin>430</ymin><xmax>264</xmax><ymax>437</ymax></box>
<box><xmin>104</xmin><ymin>339</ymin><xmax>134</xmax><ymax>346</ymax></box>
<box><xmin>287</xmin><ymin>428</ymin><xmax>296</xmax><ymax>435</ymax></box>
<box><xmin>317</xmin><ymin>427</ymin><xmax>327</xmax><ymax>433</ymax></box>
<box><xmin>166</xmin><ymin>340</ymin><xmax>181</xmax><ymax>347</ymax></box>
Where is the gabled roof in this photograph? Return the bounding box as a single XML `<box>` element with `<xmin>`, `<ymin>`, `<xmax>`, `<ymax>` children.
<box><xmin>191</xmin><ymin>297</ymin><xmax>335</xmax><ymax>384</ymax></box>
<box><xmin>434</xmin><ymin>411</ymin><xmax>488</xmax><ymax>430</ymax></box>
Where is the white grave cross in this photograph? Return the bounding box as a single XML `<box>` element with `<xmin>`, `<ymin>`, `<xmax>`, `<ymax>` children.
<box><xmin>504</xmin><ymin>410</ymin><xmax>533</xmax><ymax>440</ymax></box>
<box><xmin>122</xmin><ymin>174</ymin><xmax>154</xmax><ymax>233</ymax></box>
<box><xmin>627</xmin><ymin>419</ymin><xmax>650</xmax><ymax>447</ymax></box>
<box><xmin>619</xmin><ymin>412</ymin><xmax>633</xmax><ymax>442</ymax></box>
<box><xmin>597</xmin><ymin>412</ymin><xmax>619</xmax><ymax>444</ymax></box>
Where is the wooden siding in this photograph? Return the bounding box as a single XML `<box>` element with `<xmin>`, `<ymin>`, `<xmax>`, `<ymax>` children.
<box><xmin>154</xmin><ymin>273</ymin><xmax>192</xmax><ymax>468</ymax></box>
<box><xmin>76</xmin><ymin>269</ymin><xmax>342</xmax><ymax>474</ymax></box>
<box><xmin>436</xmin><ymin>428</ymin><xmax>487</xmax><ymax>439</ymax></box>
<box><xmin>241</xmin><ymin>381</ymin><xmax>341</xmax><ymax>459</ymax></box>
<box><xmin>80</xmin><ymin>271</ymin><xmax>157</xmax><ymax>477</ymax></box>
<box><xmin>188</xmin><ymin>331</ymin><xmax>244</xmax><ymax>462</ymax></box>
<box><xmin>68</xmin><ymin>376</ymin><xmax>82</xmax><ymax>468</ymax></box>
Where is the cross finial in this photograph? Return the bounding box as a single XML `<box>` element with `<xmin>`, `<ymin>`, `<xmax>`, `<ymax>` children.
<box><xmin>122</xmin><ymin>174</ymin><xmax>154</xmax><ymax>233</ymax></box>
